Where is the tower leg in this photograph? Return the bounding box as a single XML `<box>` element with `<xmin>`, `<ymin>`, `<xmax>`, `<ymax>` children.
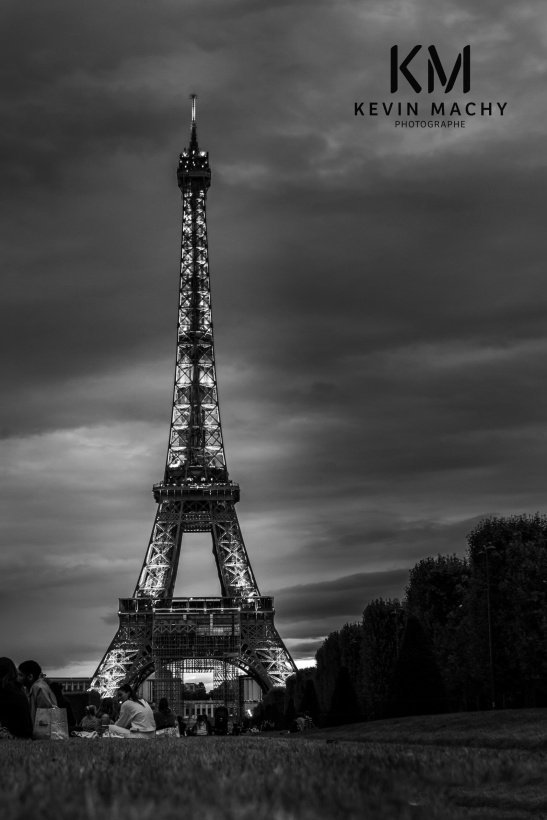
<box><xmin>211</xmin><ymin>502</ymin><xmax>260</xmax><ymax>597</ymax></box>
<box><xmin>135</xmin><ymin>501</ymin><xmax>184</xmax><ymax>599</ymax></box>
<box><xmin>90</xmin><ymin>614</ymin><xmax>153</xmax><ymax>697</ymax></box>
<box><xmin>239</xmin><ymin>616</ymin><xmax>296</xmax><ymax>689</ymax></box>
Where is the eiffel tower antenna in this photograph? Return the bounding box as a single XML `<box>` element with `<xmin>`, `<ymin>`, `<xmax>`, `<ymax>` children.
<box><xmin>91</xmin><ymin>97</ymin><xmax>296</xmax><ymax>710</ymax></box>
<box><xmin>189</xmin><ymin>93</ymin><xmax>198</xmax><ymax>151</ymax></box>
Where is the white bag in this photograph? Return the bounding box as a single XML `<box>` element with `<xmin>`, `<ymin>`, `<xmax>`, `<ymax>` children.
<box><xmin>156</xmin><ymin>726</ymin><xmax>180</xmax><ymax>738</ymax></box>
<box><xmin>33</xmin><ymin>707</ymin><xmax>69</xmax><ymax>740</ymax></box>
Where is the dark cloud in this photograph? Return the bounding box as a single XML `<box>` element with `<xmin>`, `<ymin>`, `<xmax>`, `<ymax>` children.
<box><xmin>1</xmin><ymin>0</ymin><xmax>546</xmax><ymax>673</ymax></box>
<box><xmin>274</xmin><ymin>569</ymin><xmax>411</xmax><ymax>622</ymax></box>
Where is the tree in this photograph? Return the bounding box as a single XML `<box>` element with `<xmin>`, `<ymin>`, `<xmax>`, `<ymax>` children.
<box><xmin>258</xmin><ymin>687</ymin><xmax>285</xmax><ymax>728</ymax></box>
<box><xmin>386</xmin><ymin>615</ymin><xmax>447</xmax><ymax>717</ymax></box>
<box><xmin>283</xmin><ymin>697</ymin><xmax>297</xmax><ymax>730</ymax></box>
<box><xmin>338</xmin><ymin>623</ymin><xmax>366</xmax><ymax>714</ymax></box>
<box><xmin>315</xmin><ymin>631</ymin><xmax>341</xmax><ymax>715</ymax></box>
<box><xmin>300</xmin><ymin>678</ymin><xmax>321</xmax><ymax>726</ymax></box>
<box><xmin>464</xmin><ymin>514</ymin><xmax>547</xmax><ymax>707</ymax></box>
<box><xmin>285</xmin><ymin>667</ymin><xmax>316</xmax><ymax>715</ymax></box>
<box><xmin>404</xmin><ymin>554</ymin><xmax>469</xmax><ymax>702</ymax></box>
<box><xmin>329</xmin><ymin>667</ymin><xmax>360</xmax><ymax>726</ymax></box>
<box><xmin>315</xmin><ymin>623</ymin><xmax>365</xmax><ymax>719</ymax></box>
<box><xmin>466</xmin><ymin>513</ymin><xmax>547</xmax><ymax>563</ymax></box>
<box><xmin>361</xmin><ymin>598</ymin><xmax>404</xmax><ymax>717</ymax></box>
<box><xmin>405</xmin><ymin>554</ymin><xmax>469</xmax><ymax>633</ymax></box>
<box><xmin>184</xmin><ymin>681</ymin><xmax>211</xmax><ymax>700</ymax></box>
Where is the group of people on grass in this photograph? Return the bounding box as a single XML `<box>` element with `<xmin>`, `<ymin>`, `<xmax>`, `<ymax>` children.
<box><xmin>0</xmin><ymin>655</ymin><xmax>250</xmax><ymax>739</ymax></box>
<box><xmin>0</xmin><ymin>656</ymin><xmax>174</xmax><ymax>739</ymax></box>
<box><xmin>0</xmin><ymin>658</ymin><xmax>56</xmax><ymax>739</ymax></box>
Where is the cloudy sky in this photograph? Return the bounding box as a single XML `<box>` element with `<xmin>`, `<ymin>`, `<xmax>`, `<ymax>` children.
<box><xmin>1</xmin><ymin>0</ymin><xmax>547</xmax><ymax>678</ymax></box>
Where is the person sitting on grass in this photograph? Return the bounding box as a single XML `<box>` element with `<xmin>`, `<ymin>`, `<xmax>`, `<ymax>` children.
<box><xmin>80</xmin><ymin>705</ymin><xmax>100</xmax><ymax>732</ymax></box>
<box><xmin>202</xmin><ymin>711</ymin><xmax>213</xmax><ymax>734</ymax></box>
<box><xmin>195</xmin><ymin>713</ymin><xmax>209</xmax><ymax>736</ymax></box>
<box><xmin>296</xmin><ymin>713</ymin><xmax>306</xmax><ymax>731</ymax></box>
<box><xmin>304</xmin><ymin>711</ymin><xmax>314</xmax><ymax>730</ymax></box>
<box><xmin>0</xmin><ymin>657</ymin><xmax>33</xmax><ymax>739</ymax></box>
<box><xmin>17</xmin><ymin>660</ymin><xmax>57</xmax><ymax>724</ymax></box>
<box><xmin>176</xmin><ymin>715</ymin><xmax>187</xmax><ymax>736</ymax></box>
<box><xmin>97</xmin><ymin>697</ymin><xmax>116</xmax><ymax>732</ymax></box>
<box><xmin>154</xmin><ymin>697</ymin><xmax>177</xmax><ymax>730</ymax></box>
<box><xmin>108</xmin><ymin>684</ymin><xmax>156</xmax><ymax>738</ymax></box>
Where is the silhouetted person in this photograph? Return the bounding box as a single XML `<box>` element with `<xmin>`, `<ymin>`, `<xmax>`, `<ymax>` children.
<box><xmin>0</xmin><ymin>657</ymin><xmax>33</xmax><ymax>738</ymax></box>
<box><xmin>97</xmin><ymin>697</ymin><xmax>116</xmax><ymax>733</ymax></box>
<box><xmin>17</xmin><ymin>660</ymin><xmax>57</xmax><ymax>724</ymax></box>
<box><xmin>214</xmin><ymin>705</ymin><xmax>228</xmax><ymax>735</ymax></box>
<box><xmin>176</xmin><ymin>714</ymin><xmax>187</xmax><ymax>736</ymax></box>
<box><xmin>154</xmin><ymin>697</ymin><xmax>177</xmax><ymax>730</ymax></box>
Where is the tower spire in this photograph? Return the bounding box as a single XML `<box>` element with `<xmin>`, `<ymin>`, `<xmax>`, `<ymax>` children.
<box><xmin>189</xmin><ymin>92</ymin><xmax>198</xmax><ymax>152</ymax></box>
<box><xmin>178</xmin><ymin>93</ymin><xmax>210</xmax><ymax>184</ymax></box>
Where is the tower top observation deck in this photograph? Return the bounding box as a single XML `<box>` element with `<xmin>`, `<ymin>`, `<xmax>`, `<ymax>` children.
<box><xmin>178</xmin><ymin>94</ymin><xmax>211</xmax><ymax>187</ymax></box>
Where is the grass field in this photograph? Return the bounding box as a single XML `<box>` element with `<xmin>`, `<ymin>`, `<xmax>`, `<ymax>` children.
<box><xmin>287</xmin><ymin>707</ymin><xmax>547</xmax><ymax>750</ymax></box>
<box><xmin>1</xmin><ymin>710</ymin><xmax>546</xmax><ymax>820</ymax></box>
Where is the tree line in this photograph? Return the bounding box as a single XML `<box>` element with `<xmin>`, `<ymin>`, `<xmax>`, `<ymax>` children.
<box><xmin>255</xmin><ymin>514</ymin><xmax>547</xmax><ymax>728</ymax></box>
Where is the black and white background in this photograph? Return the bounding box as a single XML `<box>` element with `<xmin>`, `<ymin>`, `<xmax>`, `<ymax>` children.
<box><xmin>1</xmin><ymin>0</ymin><xmax>546</xmax><ymax>677</ymax></box>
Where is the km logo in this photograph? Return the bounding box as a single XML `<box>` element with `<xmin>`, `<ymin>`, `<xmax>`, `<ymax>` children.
<box><xmin>391</xmin><ymin>45</ymin><xmax>471</xmax><ymax>93</ymax></box>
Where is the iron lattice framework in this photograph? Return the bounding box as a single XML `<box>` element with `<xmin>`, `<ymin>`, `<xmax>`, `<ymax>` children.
<box><xmin>91</xmin><ymin>97</ymin><xmax>296</xmax><ymax>707</ymax></box>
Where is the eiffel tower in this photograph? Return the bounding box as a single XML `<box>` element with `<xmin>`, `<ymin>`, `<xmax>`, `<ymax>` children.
<box><xmin>90</xmin><ymin>96</ymin><xmax>296</xmax><ymax>711</ymax></box>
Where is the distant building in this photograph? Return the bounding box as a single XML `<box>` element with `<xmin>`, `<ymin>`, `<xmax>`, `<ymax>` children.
<box><xmin>137</xmin><ymin>676</ymin><xmax>210</xmax><ymax>703</ymax></box>
<box><xmin>137</xmin><ymin>673</ymin><xmax>262</xmax><ymax>719</ymax></box>
<box><xmin>240</xmin><ymin>676</ymin><xmax>262</xmax><ymax>718</ymax></box>
<box><xmin>138</xmin><ymin>678</ymin><xmax>155</xmax><ymax>703</ymax></box>
<box><xmin>46</xmin><ymin>677</ymin><xmax>96</xmax><ymax>723</ymax></box>
<box><xmin>48</xmin><ymin>677</ymin><xmax>93</xmax><ymax>694</ymax></box>
<box><xmin>182</xmin><ymin>700</ymin><xmax>216</xmax><ymax>720</ymax></box>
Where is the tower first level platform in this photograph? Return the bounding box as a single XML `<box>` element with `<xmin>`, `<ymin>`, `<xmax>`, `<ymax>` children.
<box><xmin>107</xmin><ymin>596</ymin><xmax>293</xmax><ymax>694</ymax></box>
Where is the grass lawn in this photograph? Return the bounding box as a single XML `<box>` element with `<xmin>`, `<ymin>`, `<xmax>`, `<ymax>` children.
<box><xmin>1</xmin><ymin>710</ymin><xmax>546</xmax><ymax>819</ymax></box>
<box><xmin>285</xmin><ymin>707</ymin><xmax>547</xmax><ymax>750</ymax></box>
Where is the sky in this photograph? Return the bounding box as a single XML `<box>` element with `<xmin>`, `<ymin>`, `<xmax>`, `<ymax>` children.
<box><xmin>1</xmin><ymin>0</ymin><xmax>547</xmax><ymax>678</ymax></box>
